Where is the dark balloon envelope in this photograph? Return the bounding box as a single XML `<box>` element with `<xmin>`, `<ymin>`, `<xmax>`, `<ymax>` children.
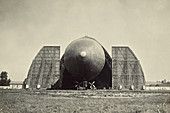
<box><xmin>64</xmin><ymin>37</ymin><xmax>105</xmax><ymax>81</ymax></box>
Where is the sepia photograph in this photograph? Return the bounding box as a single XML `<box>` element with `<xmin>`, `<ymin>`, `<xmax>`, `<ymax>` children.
<box><xmin>0</xmin><ymin>0</ymin><xmax>170</xmax><ymax>112</ymax></box>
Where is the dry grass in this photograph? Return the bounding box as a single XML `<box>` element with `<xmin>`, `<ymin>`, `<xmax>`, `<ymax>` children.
<box><xmin>0</xmin><ymin>89</ymin><xmax>170</xmax><ymax>113</ymax></box>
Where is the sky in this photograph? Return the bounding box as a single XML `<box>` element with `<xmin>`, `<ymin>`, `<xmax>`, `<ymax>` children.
<box><xmin>0</xmin><ymin>0</ymin><xmax>170</xmax><ymax>82</ymax></box>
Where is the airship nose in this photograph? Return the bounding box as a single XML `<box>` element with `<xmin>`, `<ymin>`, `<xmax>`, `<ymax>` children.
<box><xmin>80</xmin><ymin>51</ymin><xmax>86</xmax><ymax>57</ymax></box>
<box><xmin>64</xmin><ymin>37</ymin><xmax>105</xmax><ymax>81</ymax></box>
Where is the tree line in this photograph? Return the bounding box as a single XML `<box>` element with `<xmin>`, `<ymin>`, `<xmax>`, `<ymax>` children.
<box><xmin>0</xmin><ymin>71</ymin><xmax>11</xmax><ymax>86</ymax></box>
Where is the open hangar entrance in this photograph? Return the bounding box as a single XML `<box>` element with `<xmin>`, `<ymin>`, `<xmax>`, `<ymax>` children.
<box><xmin>24</xmin><ymin>36</ymin><xmax>145</xmax><ymax>90</ymax></box>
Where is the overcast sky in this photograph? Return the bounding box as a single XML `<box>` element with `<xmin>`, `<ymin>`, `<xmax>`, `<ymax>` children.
<box><xmin>0</xmin><ymin>0</ymin><xmax>170</xmax><ymax>82</ymax></box>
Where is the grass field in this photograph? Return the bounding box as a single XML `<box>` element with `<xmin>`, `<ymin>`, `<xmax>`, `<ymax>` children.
<box><xmin>0</xmin><ymin>89</ymin><xmax>170</xmax><ymax>113</ymax></box>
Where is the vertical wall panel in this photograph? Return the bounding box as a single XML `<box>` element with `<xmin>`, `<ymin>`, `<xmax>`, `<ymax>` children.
<box><xmin>112</xmin><ymin>46</ymin><xmax>145</xmax><ymax>90</ymax></box>
<box><xmin>25</xmin><ymin>46</ymin><xmax>60</xmax><ymax>89</ymax></box>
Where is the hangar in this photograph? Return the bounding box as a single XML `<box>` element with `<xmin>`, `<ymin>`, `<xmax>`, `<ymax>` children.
<box><xmin>24</xmin><ymin>36</ymin><xmax>145</xmax><ymax>90</ymax></box>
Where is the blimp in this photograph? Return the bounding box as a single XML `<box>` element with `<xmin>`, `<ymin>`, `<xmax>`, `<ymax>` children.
<box><xmin>59</xmin><ymin>37</ymin><xmax>112</xmax><ymax>89</ymax></box>
<box><xmin>24</xmin><ymin>36</ymin><xmax>145</xmax><ymax>90</ymax></box>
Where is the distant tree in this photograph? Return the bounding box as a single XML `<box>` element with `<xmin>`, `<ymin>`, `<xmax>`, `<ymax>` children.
<box><xmin>161</xmin><ymin>79</ymin><xmax>166</xmax><ymax>84</ymax></box>
<box><xmin>0</xmin><ymin>71</ymin><xmax>11</xmax><ymax>86</ymax></box>
<box><xmin>0</xmin><ymin>71</ymin><xmax>8</xmax><ymax>80</ymax></box>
